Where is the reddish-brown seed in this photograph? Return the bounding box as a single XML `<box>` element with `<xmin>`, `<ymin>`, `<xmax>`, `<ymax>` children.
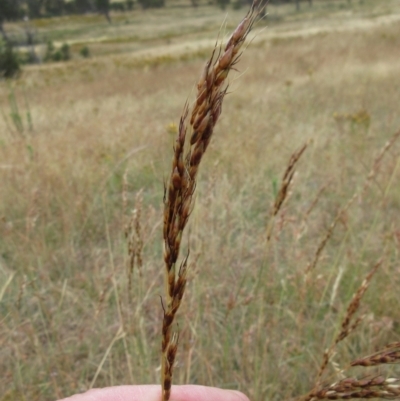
<box><xmin>171</xmin><ymin>168</ymin><xmax>181</xmax><ymax>190</ymax></box>
<box><xmin>190</xmin><ymin>142</ymin><xmax>204</xmax><ymax>167</ymax></box>
<box><xmin>196</xmin><ymin>84</ymin><xmax>207</xmax><ymax>106</ymax></box>
<box><xmin>196</xmin><ymin>111</ymin><xmax>211</xmax><ymax>135</ymax></box>
<box><xmin>218</xmin><ymin>46</ymin><xmax>234</xmax><ymax>70</ymax></box>
<box><xmin>190</xmin><ymin>104</ymin><xmax>200</xmax><ymax>125</ymax></box>
<box><xmin>232</xmin><ymin>40</ymin><xmax>244</xmax><ymax>57</ymax></box>
<box><xmin>214</xmin><ymin>68</ymin><xmax>229</xmax><ymax>86</ymax></box>
<box><xmin>189</xmin><ymin>164</ymin><xmax>198</xmax><ymax>180</ymax></box>
<box><xmin>206</xmin><ymin>67</ymin><xmax>215</xmax><ymax>90</ymax></box>
<box><xmin>231</xmin><ymin>17</ymin><xmax>250</xmax><ymax>42</ymax></box>
<box><xmin>190</xmin><ymin>130</ymin><xmax>201</xmax><ymax>145</ymax></box>
<box><xmin>197</xmin><ymin>60</ymin><xmax>211</xmax><ymax>90</ymax></box>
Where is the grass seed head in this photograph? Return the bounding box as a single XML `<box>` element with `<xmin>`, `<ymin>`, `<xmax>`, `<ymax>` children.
<box><xmin>160</xmin><ymin>3</ymin><xmax>260</xmax><ymax>400</ymax></box>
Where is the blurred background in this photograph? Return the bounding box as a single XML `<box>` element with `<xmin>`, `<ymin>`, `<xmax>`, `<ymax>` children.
<box><xmin>1</xmin><ymin>1</ymin><xmax>400</xmax><ymax>401</ymax></box>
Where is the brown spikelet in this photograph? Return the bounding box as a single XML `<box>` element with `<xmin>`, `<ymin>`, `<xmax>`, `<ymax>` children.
<box><xmin>315</xmin><ymin>261</ymin><xmax>381</xmax><ymax>385</ymax></box>
<box><xmin>266</xmin><ymin>143</ymin><xmax>307</xmax><ymax>242</ymax></box>
<box><xmin>273</xmin><ymin>143</ymin><xmax>307</xmax><ymax>217</ymax></box>
<box><xmin>310</xmin><ymin>376</ymin><xmax>400</xmax><ymax>400</ymax></box>
<box><xmin>160</xmin><ymin>4</ymin><xmax>260</xmax><ymax>400</ymax></box>
<box><xmin>305</xmin><ymin>191</ymin><xmax>357</xmax><ymax>274</ymax></box>
<box><xmin>362</xmin><ymin>129</ymin><xmax>400</xmax><ymax>194</ymax></box>
<box><xmin>126</xmin><ymin>189</ymin><xmax>144</xmax><ymax>301</ymax></box>
<box><xmin>351</xmin><ymin>343</ymin><xmax>400</xmax><ymax>367</ymax></box>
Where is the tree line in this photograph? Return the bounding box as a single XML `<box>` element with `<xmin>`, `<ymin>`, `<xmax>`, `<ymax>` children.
<box><xmin>0</xmin><ymin>0</ymin><xmax>364</xmax><ymax>29</ymax></box>
<box><xmin>0</xmin><ymin>0</ymin><xmax>364</xmax><ymax>78</ymax></box>
<box><xmin>0</xmin><ymin>0</ymin><xmax>133</xmax><ymax>28</ymax></box>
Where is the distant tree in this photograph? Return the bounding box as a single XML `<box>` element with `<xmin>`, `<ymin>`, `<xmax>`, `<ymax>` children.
<box><xmin>79</xmin><ymin>45</ymin><xmax>90</xmax><ymax>57</ymax></box>
<box><xmin>27</xmin><ymin>0</ymin><xmax>45</xmax><ymax>18</ymax></box>
<box><xmin>137</xmin><ymin>0</ymin><xmax>164</xmax><ymax>9</ymax></box>
<box><xmin>44</xmin><ymin>41</ymin><xmax>71</xmax><ymax>62</ymax></box>
<box><xmin>216</xmin><ymin>0</ymin><xmax>230</xmax><ymax>10</ymax></box>
<box><xmin>44</xmin><ymin>0</ymin><xmax>65</xmax><ymax>15</ymax></box>
<box><xmin>293</xmin><ymin>0</ymin><xmax>312</xmax><ymax>10</ymax></box>
<box><xmin>232</xmin><ymin>0</ymin><xmax>242</xmax><ymax>10</ymax></box>
<box><xmin>22</xmin><ymin>17</ymin><xmax>39</xmax><ymax>63</ymax></box>
<box><xmin>74</xmin><ymin>0</ymin><xmax>94</xmax><ymax>13</ymax></box>
<box><xmin>0</xmin><ymin>0</ymin><xmax>22</xmax><ymax>42</ymax></box>
<box><xmin>126</xmin><ymin>0</ymin><xmax>134</xmax><ymax>10</ymax></box>
<box><xmin>44</xmin><ymin>40</ymin><xmax>55</xmax><ymax>61</ymax></box>
<box><xmin>241</xmin><ymin>0</ymin><xmax>266</xmax><ymax>15</ymax></box>
<box><xmin>110</xmin><ymin>2</ymin><xmax>126</xmax><ymax>11</ymax></box>
<box><xmin>258</xmin><ymin>0</ymin><xmax>267</xmax><ymax>18</ymax></box>
<box><xmin>60</xmin><ymin>43</ymin><xmax>70</xmax><ymax>60</ymax></box>
<box><xmin>64</xmin><ymin>1</ymin><xmax>76</xmax><ymax>13</ymax></box>
<box><xmin>95</xmin><ymin>0</ymin><xmax>111</xmax><ymax>22</ymax></box>
<box><xmin>0</xmin><ymin>40</ymin><xmax>20</xmax><ymax>78</ymax></box>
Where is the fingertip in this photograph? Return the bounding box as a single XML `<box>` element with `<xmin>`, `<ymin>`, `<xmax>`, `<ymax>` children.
<box><xmin>227</xmin><ymin>390</ymin><xmax>250</xmax><ymax>401</ymax></box>
<box><xmin>170</xmin><ymin>385</ymin><xmax>250</xmax><ymax>401</ymax></box>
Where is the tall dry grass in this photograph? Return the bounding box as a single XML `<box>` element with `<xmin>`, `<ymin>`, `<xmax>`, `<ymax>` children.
<box><xmin>1</xmin><ymin>3</ymin><xmax>400</xmax><ymax>401</ymax></box>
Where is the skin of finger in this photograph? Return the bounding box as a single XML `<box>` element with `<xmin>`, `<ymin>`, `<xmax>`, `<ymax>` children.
<box><xmin>57</xmin><ymin>384</ymin><xmax>250</xmax><ymax>401</ymax></box>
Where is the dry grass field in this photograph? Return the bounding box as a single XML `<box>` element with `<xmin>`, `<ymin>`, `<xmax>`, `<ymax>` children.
<box><xmin>1</xmin><ymin>1</ymin><xmax>400</xmax><ymax>400</ymax></box>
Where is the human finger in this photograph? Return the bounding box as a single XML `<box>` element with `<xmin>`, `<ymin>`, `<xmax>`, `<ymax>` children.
<box><xmin>57</xmin><ymin>384</ymin><xmax>250</xmax><ymax>401</ymax></box>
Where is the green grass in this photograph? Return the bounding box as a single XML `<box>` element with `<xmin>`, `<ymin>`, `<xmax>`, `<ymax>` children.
<box><xmin>1</xmin><ymin>1</ymin><xmax>400</xmax><ymax>400</ymax></box>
